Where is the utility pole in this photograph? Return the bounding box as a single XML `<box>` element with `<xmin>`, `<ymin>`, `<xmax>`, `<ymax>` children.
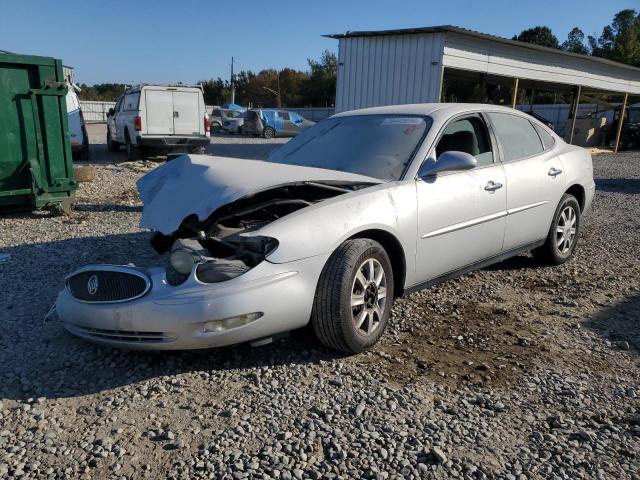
<box><xmin>230</xmin><ymin>56</ymin><xmax>235</xmax><ymax>105</ymax></box>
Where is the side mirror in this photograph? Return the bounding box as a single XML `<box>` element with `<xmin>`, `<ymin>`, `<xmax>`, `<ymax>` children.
<box><xmin>419</xmin><ymin>151</ymin><xmax>477</xmax><ymax>178</ymax></box>
<box><xmin>107</xmin><ymin>108</ymin><xmax>115</xmax><ymax>117</ymax></box>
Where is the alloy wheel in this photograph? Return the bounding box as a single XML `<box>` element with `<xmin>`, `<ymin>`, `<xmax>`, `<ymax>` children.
<box><xmin>556</xmin><ymin>205</ymin><xmax>577</xmax><ymax>254</ymax></box>
<box><xmin>351</xmin><ymin>258</ymin><xmax>387</xmax><ymax>336</ymax></box>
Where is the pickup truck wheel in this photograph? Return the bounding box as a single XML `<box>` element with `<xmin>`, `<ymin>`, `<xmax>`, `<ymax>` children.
<box><xmin>125</xmin><ymin>133</ymin><xmax>140</xmax><ymax>161</ymax></box>
<box><xmin>533</xmin><ymin>194</ymin><xmax>581</xmax><ymax>265</ymax></box>
<box><xmin>107</xmin><ymin>130</ymin><xmax>119</xmax><ymax>152</ymax></box>
<box><xmin>263</xmin><ymin>127</ymin><xmax>275</xmax><ymax>139</ymax></box>
<box><xmin>311</xmin><ymin>239</ymin><xmax>394</xmax><ymax>353</ymax></box>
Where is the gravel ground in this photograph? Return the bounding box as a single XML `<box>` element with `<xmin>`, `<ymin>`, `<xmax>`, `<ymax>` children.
<box><xmin>0</xmin><ymin>125</ymin><xmax>638</xmax><ymax>479</ymax></box>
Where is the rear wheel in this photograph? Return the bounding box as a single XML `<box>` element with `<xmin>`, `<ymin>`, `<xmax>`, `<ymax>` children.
<box><xmin>107</xmin><ymin>130</ymin><xmax>119</xmax><ymax>152</ymax></box>
<box><xmin>263</xmin><ymin>127</ymin><xmax>275</xmax><ymax>139</ymax></box>
<box><xmin>533</xmin><ymin>194</ymin><xmax>581</xmax><ymax>265</ymax></box>
<box><xmin>125</xmin><ymin>132</ymin><xmax>140</xmax><ymax>161</ymax></box>
<box><xmin>311</xmin><ymin>239</ymin><xmax>394</xmax><ymax>353</ymax></box>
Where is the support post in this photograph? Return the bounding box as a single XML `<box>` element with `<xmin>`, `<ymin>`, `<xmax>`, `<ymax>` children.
<box><xmin>511</xmin><ymin>78</ymin><xmax>519</xmax><ymax>109</ymax></box>
<box><xmin>614</xmin><ymin>92</ymin><xmax>629</xmax><ymax>154</ymax></box>
<box><xmin>568</xmin><ymin>85</ymin><xmax>581</xmax><ymax>145</ymax></box>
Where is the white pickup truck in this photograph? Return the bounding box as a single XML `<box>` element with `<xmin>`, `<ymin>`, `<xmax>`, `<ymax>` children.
<box><xmin>106</xmin><ymin>85</ymin><xmax>210</xmax><ymax>160</ymax></box>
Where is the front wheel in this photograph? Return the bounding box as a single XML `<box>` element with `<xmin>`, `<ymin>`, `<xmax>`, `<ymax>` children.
<box><xmin>533</xmin><ymin>194</ymin><xmax>582</xmax><ymax>265</ymax></box>
<box><xmin>263</xmin><ymin>127</ymin><xmax>275</xmax><ymax>139</ymax></box>
<box><xmin>311</xmin><ymin>239</ymin><xmax>394</xmax><ymax>353</ymax></box>
<box><xmin>107</xmin><ymin>130</ymin><xmax>119</xmax><ymax>152</ymax></box>
<box><xmin>125</xmin><ymin>133</ymin><xmax>140</xmax><ymax>161</ymax></box>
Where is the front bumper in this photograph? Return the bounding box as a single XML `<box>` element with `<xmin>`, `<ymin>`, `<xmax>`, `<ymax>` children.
<box><xmin>136</xmin><ymin>135</ymin><xmax>209</xmax><ymax>149</ymax></box>
<box><xmin>56</xmin><ymin>255</ymin><xmax>328</xmax><ymax>350</ymax></box>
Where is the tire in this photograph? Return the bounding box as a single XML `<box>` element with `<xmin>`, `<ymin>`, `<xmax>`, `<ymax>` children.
<box><xmin>532</xmin><ymin>194</ymin><xmax>582</xmax><ymax>265</ymax></box>
<box><xmin>80</xmin><ymin>144</ymin><xmax>90</xmax><ymax>161</ymax></box>
<box><xmin>238</xmin><ymin>126</ymin><xmax>245</xmax><ymax>136</ymax></box>
<box><xmin>189</xmin><ymin>146</ymin><xmax>206</xmax><ymax>154</ymax></box>
<box><xmin>107</xmin><ymin>130</ymin><xmax>119</xmax><ymax>152</ymax></box>
<box><xmin>263</xmin><ymin>127</ymin><xmax>275</xmax><ymax>139</ymax></box>
<box><xmin>212</xmin><ymin>123</ymin><xmax>221</xmax><ymax>134</ymax></box>
<box><xmin>125</xmin><ymin>132</ymin><xmax>139</xmax><ymax>161</ymax></box>
<box><xmin>311</xmin><ymin>239</ymin><xmax>394</xmax><ymax>353</ymax></box>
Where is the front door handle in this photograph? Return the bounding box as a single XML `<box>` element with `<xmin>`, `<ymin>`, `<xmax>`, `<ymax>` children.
<box><xmin>548</xmin><ymin>167</ymin><xmax>562</xmax><ymax>177</ymax></box>
<box><xmin>485</xmin><ymin>181</ymin><xmax>503</xmax><ymax>192</ymax></box>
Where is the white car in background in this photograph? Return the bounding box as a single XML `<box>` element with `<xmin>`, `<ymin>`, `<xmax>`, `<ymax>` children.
<box><xmin>106</xmin><ymin>85</ymin><xmax>211</xmax><ymax>160</ymax></box>
<box><xmin>57</xmin><ymin>103</ymin><xmax>594</xmax><ymax>353</ymax></box>
<box><xmin>66</xmin><ymin>84</ymin><xmax>89</xmax><ymax>160</ymax></box>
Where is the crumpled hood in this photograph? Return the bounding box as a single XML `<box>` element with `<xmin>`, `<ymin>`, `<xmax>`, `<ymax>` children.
<box><xmin>137</xmin><ymin>155</ymin><xmax>381</xmax><ymax>235</ymax></box>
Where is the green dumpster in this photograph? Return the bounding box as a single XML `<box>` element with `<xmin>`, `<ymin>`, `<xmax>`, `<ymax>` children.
<box><xmin>0</xmin><ymin>52</ymin><xmax>77</xmax><ymax>212</ymax></box>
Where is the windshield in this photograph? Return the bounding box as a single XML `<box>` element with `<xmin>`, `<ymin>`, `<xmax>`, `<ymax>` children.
<box><xmin>267</xmin><ymin>115</ymin><xmax>430</xmax><ymax>180</ymax></box>
<box><xmin>224</xmin><ymin>110</ymin><xmax>243</xmax><ymax>118</ymax></box>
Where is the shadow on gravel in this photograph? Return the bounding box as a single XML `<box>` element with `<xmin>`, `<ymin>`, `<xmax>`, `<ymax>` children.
<box><xmin>74</xmin><ymin>203</ymin><xmax>142</xmax><ymax>213</ymax></box>
<box><xmin>483</xmin><ymin>253</ymin><xmax>542</xmax><ymax>272</ymax></box>
<box><xmin>583</xmin><ymin>294</ymin><xmax>640</xmax><ymax>356</ymax></box>
<box><xmin>0</xmin><ymin>232</ymin><xmax>341</xmax><ymax>402</ymax></box>
<box><xmin>595</xmin><ymin>178</ymin><xmax>640</xmax><ymax>194</ymax></box>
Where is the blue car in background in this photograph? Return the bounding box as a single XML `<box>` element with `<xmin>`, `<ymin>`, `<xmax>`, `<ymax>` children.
<box><xmin>242</xmin><ymin>109</ymin><xmax>315</xmax><ymax>138</ymax></box>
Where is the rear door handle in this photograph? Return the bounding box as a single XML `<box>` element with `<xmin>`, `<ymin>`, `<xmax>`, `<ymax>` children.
<box><xmin>548</xmin><ymin>167</ymin><xmax>562</xmax><ymax>177</ymax></box>
<box><xmin>485</xmin><ymin>181</ymin><xmax>503</xmax><ymax>192</ymax></box>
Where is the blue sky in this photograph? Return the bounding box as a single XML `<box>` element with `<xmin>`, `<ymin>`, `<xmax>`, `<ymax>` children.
<box><xmin>0</xmin><ymin>0</ymin><xmax>636</xmax><ymax>85</ymax></box>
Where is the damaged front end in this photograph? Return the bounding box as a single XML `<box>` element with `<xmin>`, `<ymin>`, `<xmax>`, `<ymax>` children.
<box><xmin>151</xmin><ymin>182</ymin><xmax>361</xmax><ymax>286</ymax></box>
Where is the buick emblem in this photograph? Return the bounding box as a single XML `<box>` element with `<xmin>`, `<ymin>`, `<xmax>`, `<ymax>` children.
<box><xmin>87</xmin><ymin>275</ymin><xmax>99</xmax><ymax>295</ymax></box>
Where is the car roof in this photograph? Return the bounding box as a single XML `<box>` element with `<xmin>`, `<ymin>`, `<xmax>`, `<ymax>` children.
<box><xmin>333</xmin><ymin>103</ymin><xmax>528</xmax><ymax>119</ymax></box>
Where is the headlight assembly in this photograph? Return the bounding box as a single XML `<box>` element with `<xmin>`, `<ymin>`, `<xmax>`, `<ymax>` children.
<box><xmin>169</xmin><ymin>249</ymin><xmax>197</xmax><ymax>274</ymax></box>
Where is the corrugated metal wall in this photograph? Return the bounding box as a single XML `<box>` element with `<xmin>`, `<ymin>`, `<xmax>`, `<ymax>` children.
<box><xmin>335</xmin><ymin>33</ymin><xmax>445</xmax><ymax>112</ymax></box>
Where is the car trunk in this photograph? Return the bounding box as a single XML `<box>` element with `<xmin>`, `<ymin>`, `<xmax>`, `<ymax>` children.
<box><xmin>144</xmin><ymin>88</ymin><xmax>202</xmax><ymax>136</ymax></box>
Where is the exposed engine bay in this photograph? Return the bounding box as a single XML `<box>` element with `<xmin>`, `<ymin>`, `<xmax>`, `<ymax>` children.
<box><xmin>150</xmin><ymin>182</ymin><xmax>371</xmax><ymax>285</ymax></box>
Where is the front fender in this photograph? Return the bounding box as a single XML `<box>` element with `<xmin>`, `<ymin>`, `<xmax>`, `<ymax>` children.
<box><xmin>252</xmin><ymin>181</ymin><xmax>418</xmax><ymax>270</ymax></box>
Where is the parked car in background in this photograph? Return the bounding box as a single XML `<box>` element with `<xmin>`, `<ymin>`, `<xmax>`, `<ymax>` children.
<box><xmin>242</xmin><ymin>109</ymin><xmax>315</xmax><ymax>138</ymax></box>
<box><xmin>106</xmin><ymin>85</ymin><xmax>210</xmax><ymax>160</ymax></box>
<box><xmin>66</xmin><ymin>84</ymin><xmax>89</xmax><ymax>160</ymax></box>
<box><xmin>605</xmin><ymin>105</ymin><xmax>640</xmax><ymax>150</ymax></box>
<box><xmin>57</xmin><ymin>103</ymin><xmax>594</xmax><ymax>354</ymax></box>
<box><xmin>209</xmin><ymin>108</ymin><xmax>244</xmax><ymax>134</ymax></box>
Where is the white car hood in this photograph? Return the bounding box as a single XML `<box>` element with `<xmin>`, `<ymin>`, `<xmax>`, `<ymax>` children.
<box><xmin>137</xmin><ymin>154</ymin><xmax>381</xmax><ymax>235</ymax></box>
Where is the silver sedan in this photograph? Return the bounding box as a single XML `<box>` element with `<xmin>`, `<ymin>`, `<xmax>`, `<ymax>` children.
<box><xmin>56</xmin><ymin>104</ymin><xmax>595</xmax><ymax>353</ymax></box>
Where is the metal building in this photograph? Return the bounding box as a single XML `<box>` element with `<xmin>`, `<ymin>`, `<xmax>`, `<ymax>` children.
<box><xmin>326</xmin><ymin>26</ymin><xmax>640</xmax><ymax>150</ymax></box>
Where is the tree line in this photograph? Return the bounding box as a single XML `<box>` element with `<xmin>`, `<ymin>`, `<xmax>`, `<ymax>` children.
<box><xmin>77</xmin><ymin>51</ymin><xmax>337</xmax><ymax>108</ymax></box>
<box><xmin>78</xmin><ymin>9</ymin><xmax>638</xmax><ymax>105</ymax></box>
<box><xmin>513</xmin><ymin>9</ymin><xmax>640</xmax><ymax>66</ymax></box>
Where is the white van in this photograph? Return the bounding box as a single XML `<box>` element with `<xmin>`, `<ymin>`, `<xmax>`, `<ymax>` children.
<box><xmin>106</xmin><ymin>85</ymin><xmax>210</xmax><ymax>160</ymax></box>
<box><xmin>66</xmin><ymin>84</ymin><xmax>89</xmax><ymax>160</ymax></box>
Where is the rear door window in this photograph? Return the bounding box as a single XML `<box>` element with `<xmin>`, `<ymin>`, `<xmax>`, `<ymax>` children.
<box><xmin>487</xmin><ymin>113</ymin><xmax>544</xmax><ymax>161</ymax></box>
<box><xmin>278</xmin><ymin>111</ymin><xmax>290</xmax><ymax>120</ymax></box>
<box><xmin>435</xmin><ymin>115</ymin><xmax>494</xmax><ymax>167</ymax></box>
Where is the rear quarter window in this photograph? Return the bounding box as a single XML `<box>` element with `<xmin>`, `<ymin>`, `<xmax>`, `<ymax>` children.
<box><xmin>123</xmin><ymin>92</ymin><xmax>140</xmax><ymax>111</ymax></box>
<box><xmin>533</xmin><ymin>123</ymin><xmax>555</xmax><ymax>150</ymax></box>
<box><xmin>487</xmin><ymin>112</ymin><xmax>544</xmax><ymax>161</ymax></box>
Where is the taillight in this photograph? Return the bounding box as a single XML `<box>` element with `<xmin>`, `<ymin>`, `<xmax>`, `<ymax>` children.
<box><xmin>134</xmin><ymin>116</ymin><xmax>142</xmax><ymax>131</ymax></box>
<box><xmin>204</xmin><ymin>115</ymin><xmax>211</xmax><ymax>133</ymax></box>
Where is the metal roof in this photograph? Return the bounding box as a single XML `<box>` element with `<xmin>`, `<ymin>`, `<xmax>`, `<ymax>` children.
<box><xmin>324</xmin><ymin>25</ymin><xmax>640</xmax><ymax>73</ymax></box>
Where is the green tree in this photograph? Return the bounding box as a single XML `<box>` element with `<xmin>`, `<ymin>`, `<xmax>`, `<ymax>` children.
<box><xmin>78</xmin><ymin>83</ymin><xmax>127</xmax><ymax>101</ymax></box>
<box><xmin>589</xmin><ymin>10</ymin><xmax>640</xmax><ymax>66</ymax></box>
<box><xmin>512</xmin><ymin>26</ymin><xmax>560</xmax><ymax>49</ymax></box>
<box><xmin>302</xmin><ymin>50</ymin><xmax>337</xmax><ymax>107</ymax></box>
<box><xmin>562</xmin><ymin>27</ymin><xmax>589</xmax><ymax>54</ymax></box>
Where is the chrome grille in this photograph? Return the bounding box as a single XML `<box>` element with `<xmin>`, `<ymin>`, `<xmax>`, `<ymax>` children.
<box><xmin>67</xmin><ymin>267</ymin><xmax>151</xmax><ymax>303</ymax></box>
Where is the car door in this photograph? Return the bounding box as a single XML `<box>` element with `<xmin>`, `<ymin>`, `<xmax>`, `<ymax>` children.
<box><xmin>278</xmin><ymin>111</ymin><xmax>294</xmax><ymax>135</ymax></box>
<box><xmin>109</xmin><ymin>96</ymin><xmax>123</xmax><ymax>141</ymax></box>
<box><xmin>486</xmin><ymin>112</ymin><xmax>566</xmax><ymax>251</ymax></box>
<box><xmin>172</xmin><ymin>90</ymin><xmax>201</xmax><ymax>135</ymax></box>
<box><xmin>117</xmin><ymin>91</ymin><xmax>139</xmax><ymax>140</ymax></box>
<box><xmin>289</xmin><ymin>112</ymin><xmax>304</xmax><ymax>134</ymax></box>
<box><xmin>414</xmin><ymin>113</ymin><xmax>507</xmax><ymax>283</ymax></box>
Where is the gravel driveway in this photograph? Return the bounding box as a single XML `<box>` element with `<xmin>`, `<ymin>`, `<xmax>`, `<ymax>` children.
<box><xmin>0</xmin><ymin>125</ymin><xmax>638</xmax><ymax>479</ymax></box>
